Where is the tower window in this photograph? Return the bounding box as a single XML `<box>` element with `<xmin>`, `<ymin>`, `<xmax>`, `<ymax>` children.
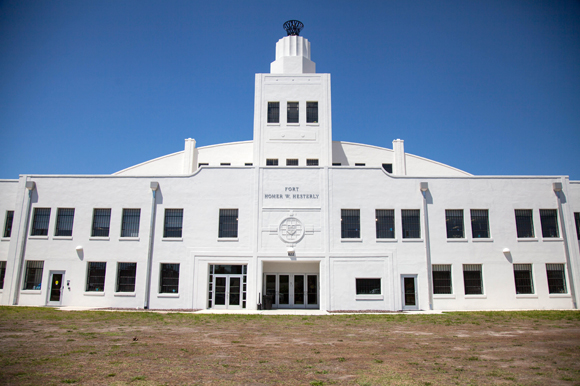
<box><xmin>307</xmin><ymin>159</ymin><xmax>319</xmax><ymax>166</ymax></box>
<box><xmin>286</xmin><ymin>159</ymin><xmax>298</xmax><ymax>166</ymax></box>
<box><xmin>266</xmin><ymin>159</ymin><xmax>278</xmax><ymax>166</ymax></box>
<box><xmin>307</xmin><ymin>102</ymin><xmax>318</xmax><ymax>123</ymax></box>
<box><xmin>267</xmin><ymin>102</ymin><xmax>279</xmax><ymax>123</ymax></box>
<box><xmin>287</xmin><ymin>102</ymin><xmax>299</xmax><ymax>123</ymax></box>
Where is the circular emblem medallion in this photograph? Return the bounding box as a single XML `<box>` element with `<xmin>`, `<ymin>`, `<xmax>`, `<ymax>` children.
<box><xmin>278</xmin><ymin>217</ymin><xmax>305</xmax><ymax>243</ymax></box>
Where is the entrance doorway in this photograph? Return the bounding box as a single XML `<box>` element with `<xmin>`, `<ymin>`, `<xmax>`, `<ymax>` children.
<box><xmin>264</xmin><ymin>274</ymin><xmax>318</xmax><ymax>309</ymax></box>
<box><xmin>401</xmin><ymin>275</ymin><xmax>418</xmax><ymax>310</ymax></box>
<box><xmin>46</xmin><ymin>271</ymin><xmax>65</xmax><ymax>306</ymax></box>
<box><xmin>208</xmin><ymin>265</ymin><xmax>247</xmax><ymax>309</ymax></box>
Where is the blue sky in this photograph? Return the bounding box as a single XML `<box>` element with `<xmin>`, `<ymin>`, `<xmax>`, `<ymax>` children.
<box><xmin>1</xmin><ymin>0</ymin><xmax>579</xmax><ymax>179</ymax></box>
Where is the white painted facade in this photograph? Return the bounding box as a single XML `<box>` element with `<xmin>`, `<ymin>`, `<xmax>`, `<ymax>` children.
<box><xmin>1</xmin><ymin>27</ymin><xmax>579</xmax><ymax>311</ymax></box>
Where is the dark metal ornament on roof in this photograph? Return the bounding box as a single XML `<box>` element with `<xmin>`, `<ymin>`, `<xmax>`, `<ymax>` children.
<box><xmin>283</xmin><ymin>20</ymin><xmax>304</xmax><ymax>36</ymax></box>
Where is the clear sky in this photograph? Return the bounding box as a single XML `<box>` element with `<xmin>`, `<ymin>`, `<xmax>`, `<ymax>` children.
<box><xmin>1</xmin><ymin>0</ymin><xmax>579</xmax><ymax>179</ymax></box>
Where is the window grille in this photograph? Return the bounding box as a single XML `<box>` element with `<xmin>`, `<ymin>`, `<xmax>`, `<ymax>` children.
<box><xmin>515</xmin><ymin>209</ymin><xmax>534</xmax><ymax>238</ymax></box>
<box><xmin>116</xmin><ymin>262</ymin><xmax>137</xmax><ymax>292</ymax></box>
<box><xmin>341</xmin><ymin>209</ymin><xmax>360</xmax><ymax>239</ymax></box>
<box><xmin>539</xmin><ymin>209</ymin><xmax>559</xmax><ymax>238</ymax></box>
<box><xmin>267</xmin><ymin>102</ymin><xmax>279</xmax><ymax>123</ymax></box>
<box><xmin>121</xmin><ymin>209</ymin><xmax>141</xmax><ymax>237</ymax></box>
<box><xmin>471</xmin><ymin>209</ymin><xmax>489</xmax><ymax>238</ymax></box>
<box><xmin>382</xmin><ymin>164</ymin><xmax>393</xmax><ymax>173</ymax></box>
<box><xmin>3</xmin><ymin>211</ymin><xmax>14</xmax><ymax>238</ymax></box>
<box><xmin>219</xmin><ymin>209</ymin><xmax>238</xmax><ymax>238</ymax></box>
<box><xmin>55</xmin><ymin>208</ymin><xmax>75</xmax><ymax>237</ymax></box>
<box><xmin>463</xmin><ymin>264</ymin><xmax>483</xmax><ymax>295</ymax></box>
<box><xmin>31</xmin><ymin>208</ymin><xmax>50</xmax><ymax>236</ymax></box>
<box><xmin>160</xmin><ymin>263</ymin><xmax>179</xmax><ymax>293</ymax></box>
<box><xmin>163</xmin><ymin>209</ymin><xmax>183</xmax><ymax>238</ymax></box>
<box><xmin>513</xmin><ymin>264</ymin><xmax>534</xmax><ymax>294</ymax></box>
<box><xmin>286</xmin><ymin>159</ymin><xmax>298</xmax><ymax>166</ymax></box>
<box><xmin>375</xmin><ymin>209</ymin><xmax>395</xmax><ymax>239</ymax></box>
<box><xmin>266</xmin><ymin>159</ymin><xmax>278</xmax><ymax>166</ymax></box>
<box><xmin>445</xmin><ymin>210</ymin><xmax>464</xmax><ymax>238</ymax></box>
<box><xmin>546</xmin><ymin>263</ymin><xmax>566</xmax><ymax>294</ymax></box>
<box><xmin>23</xmin><ymin>260</ymin><xmax>44</xmax><ymax>290</ymax></box>
<box><xmin>91</xmin><ymin>209</ymin><xmax>111</xmax><ymax>237</ymax></box>
<box><xmin>86</xmin><ymin>262</ymin><xmax>106</xmax><ymax>292</ymax></box>
<box><xmin>356</xmin><ymin>278</ymin><xmax>381</xmax><ymax>295</ymax></box>
<box><xmin>402</xmin><ymin>209</ymin><xmax>421</xmax><ymax>239</ymax></box>
<box><xmin>306</xmin><ymin>159</ymin><xmax>319</xmax><ymax>166</ymax></box>
<box><xmin>287</xmin><ymin>102</ymin><xmax>299</xmax><ymax>123</ymax></box>
<box><xmin>433</xmin><ymin>265</ymin><xmax>452</xmax><ymax>294</ymax></box>
<box><xmin>306</xmin><ymin>101</ymin><xmax>318</xmax><ymax>123</ymax></box>
<box><xmin>575</xmin><ymin>213</ymin><xmax>580</xmax><ymax>240</ymax></box>
<box><xmin>0</xmin><ymin>261</ymin><xmax>6</xmax><ymax>289</ymax></box>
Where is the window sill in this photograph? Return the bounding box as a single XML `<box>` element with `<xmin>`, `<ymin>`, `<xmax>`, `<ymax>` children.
<box><xmin>162</xmin><ymin>237</ymin><xmax>183</xmax><ymax>242</ymax></box>
<box><xmin>28</xmin><ymin>236</ymin><xmax>48</xmax><ymax>240</ymax></box>
<box><xmin>21</xmin><ymin>290</ymin><xmax>42</xmax><ymax>295</ymax></box>
<box><xmin>341</xmin><ymin>238</ymin><xmax>362</xmax><ymax>243</ymax></box>
<box><xmin>376</xmin><ymin>238</ymin><xmax>397</xmax><ymax>242</ymax></box>
<box><xmin>286</xmin><ymin>123</ymin><xmax>300</xmax><ymax>126</ymax></box>
<box><xmin>447</xmin><ymin>238</ymin><xmax>467</xmax><ymax>242</ymax></box>
<box><xmin>53</xmin><ymin>236</ymin><xmax>73</xmax><ymax>240</ymax></box>
<box><xmin>402</xmin><ymin>238</ymin><xmax>423</xmax><ymax>242</ymax></box>
<box><xmin>305</xmin><ymin>123</ymin><xmax>319</xmax><ymax>126</ymax></box>
<box><xmin>89</xmin><ymin>237</ymin><xmax>110</xmax><ymax>241</ymax></box>
<box><xmin>1</xmin><ymin>237</ymin><xmax>10</xmax><ymax>242</ymax></box>
<box><xmin>517</xmin><ymin>238</ymin><xmax>538</xmax><ymax>242</ymax></box>
<box><xmin>472</xmin><ymin>238</ymin><xmax>493</xmax><ymax>242</ymax></box>
<box><xmin>84</xmin><ymin>292</ymin><xmax>105</xmax><ymax>296</ymax></box>
<box><xmin>542</xmin><ymin>238</ymin><xmax>563</xmax><ymax>242</ymax></box>
<box><xmin>548</xmin><ymin>293</ymin><xmax>571</xmax><ymax>298</ymax></box>
<box><xmin>515</xmin><ymin>294</ymin><xmax>538</xmax><ymax>299</ymax></box>
<box><xmin>218</xmin><ymin>237</ymin><xmax>239</xmax><ymax>242</ymax></box>
<box><xmin>433</xmin><ymin>294</ymin><xmax>456</xmax><ymax>299</ymax></box>
<box><xmin>355</xmin><ymin>295</ymin><xmax>384</xmax><ymax>300</ymax></box>
<box><xmin>266</xmin><ymin>123</ymin><xmax>280</xmax><ymax>126</ymax></box>
<box><xmin>158</xmin><ymin>293</ymin><xmax>180</xmax><ymax>298</ymax></box>
<box><xmin>114</xmin><ymin>292</ymin><xmax>136</xmax><ymax>297</ymax></box>
<box><xmin>465</xmin><ymin>295</ymin><xmax>486</xmax><ymax>299</ymax></box>
<box><xmin>119</xmin><ymin>237</ymin><xmax>140</xmax><ymax>241</ymax></box>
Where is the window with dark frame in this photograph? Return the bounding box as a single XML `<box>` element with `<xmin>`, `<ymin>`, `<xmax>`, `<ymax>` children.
<box><xmin>513</xmin><ymin>264</ymin><xmax>534</xmax><ymax>294</ymax></box>
<box><xmin>116</xmin><ymin>262</ymin><xmax>137</xmax><ymax>292</ymax></box>
<box><xmin>91</xmin><ymin>208</ymin><xmax>111</xmax><ymax>237</ymax></box>
<box><xmin>402</xmin><ymin>209</ymin><xmax>421</xmax><ymax>239</ymax></box>
<box><xmin>382</xmin><ymin>164</ymin><xmax>393</xmax><ymax>173</ymax></box>
<box><xmin>86</xmin><ymin>262</ymin><xmax>106</xmax><ymax>292</ymax></box>
<box><xmin>121</xmin><ymin>209</ymin><xmax>141</xmax><ymax>237</ymax></box>
<box><xmin>31</xmin><ymin>208</ymin><xmax>50</xmax><ymax>236</ymax></box>
<box><xmin>0</xmin><ymin>261</ymin><xmax>6</xmax><ymax>290</ymax></box>
<box><xmin>306</xmin><ymin>101</ymin><xmax>318</xmax><ymax>123</ymax></box>
<box><xmin>341</xmin><ymin>209</ymin><xmax>360</xmax><ymax>239</ymax></box>
<box><xmin>432</xmin><ymin>265</ymin><xmax>452</xmax><ymax>294</ymax></box>
<box><xmin>267</xmin><ymin>102</ymin><xmax>279</xmax><ymax>123</ymax></box>
<box><xmin>356</xmin><ymin>278</ymin><xmax>381</xmax><ymax>295</ymax></box>
<box><xmin>306</xmin><ymin>159</ymin><xmax>319</xmax><ymax>166</ymax></box>
<box><xmin>23</xmin><ymin>260</ymin><xmax>43</xmax><ymax>290</ymax></box>
<box><xmin>266</xmin><ymin>159</ymin><xmax>278</xmax><ymax>166</ymax></box>
<box><xmin>287</xmin><ymin>102</ymin><xmax>299</xmax><ymax>123</ymax></box>
<box><xmin>54</xmin><ymin>208</ymin><xmax>74</xmax><ymax>237</ymax></box>
<box><xmin>375</xmin><ymin>209</ymin><xmax>395</xmax><ymax>239</ymax></box>
<box><xmin>163</xmin><ymin>209</ymin><xmax>183</xmax><ymax>238</ymax></box>
<box><xmin>219</xmin><ymin>209</ymin><xmax>238</xmax><ymax>238</ymax></box>
<box><xmin>546</xmin><ymin>263</ymin><xmax>566</xmax><ymax>294</ymax></box>
<box><xmin>515</xmin><ymin>209</ymin><xmax>534</xmax><ymax>238</ymax></box>
<box><xmin>539</xmin><ymin>209</ymin><xmax>559</xmax><ymax>238</ymax></box>
<box><xmin>286</xmin><ymin>159</ymin><xmax>298</xmax><ymax>166</ymax></box>
<box><xmin>471</xmin><ymin>209</ymin><xmax>490</xmax><ymax>238</ymax></box>
<box><xmin>3</xmin><ymin>211</ymin><xmax>14</xmax><ymax>238</ymax></box>
<box><xmin>575</xmin><ymin>213</ymin><xmax>580</xmax><ymax>240</ymax></box>
<box><xmin>463</xmin><ymin>264</ymin><xmax>483</xmax><ymax>295</ymax></box>
<box><xmin>160</xmin><ymin>263</ymin><xmax>179</xmax><ymax>293</ymax></box>
<box><xmin>445</xmin><ymin>210</ymin><xmax>464</xmax><ymax>238</ymax></box>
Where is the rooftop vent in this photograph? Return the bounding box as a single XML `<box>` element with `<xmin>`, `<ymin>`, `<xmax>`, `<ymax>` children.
<box><xmin>283</xmin><ymin>20</ymin><xmax>304</xmax><ymax>36</ymax></box>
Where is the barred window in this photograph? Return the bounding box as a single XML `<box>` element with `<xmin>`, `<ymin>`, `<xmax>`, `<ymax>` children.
<box><xmin>515</xmin><ymin>209</ymin><xmax>534</xmax><ymax>238</ymax></box>
<box><xmin>433</xmin><ymin>265</ymin><xmax>452</xmax><ymax>294</ymax></box>
<box><xmin>402</xmin><ymin>209</ymin><xmax>421</xmax><ymax>239</ymax></box>
<box><xmin>91</xmin><ymin>209</ymin><xmax>111</xmax><ymax>237</ymax></box>
<box><xmin>306</xmin><ymin>159</ymin><xmax>319</xmax><ymax>166</ymax></box>
<box><xmin>86</xmin><ymin>262</ymin><xmax>106</xmax><ymax>292</ymax></box>
<box><xmin>31</xmin><ymin>208</ymin><xmax>50</xmax><ymax>236</ymax></box>
<box><xmin>376</xmin><ymin>209</ymin><xmax>395</xmax><ymax>239</ymax></box>
<box><xmin>267</xmin><ymin>102</ymin><xmax>279</xmax><ymax>123</ymax></box>
<box><xmin>471</xmin><ymin>209</ymin><xmax>490</xmax><ymax>238</ymax></box>
<box><xmin>341</xmin><ymin>209</ymin><xmax>360</xmax><ymax>239</ymax></box>
<box><xmin>219</xmin><ymin>209</ymin><xmax>238</xmax><ymax>238</ymax></box>
<box><xmin>306</xmin><ymin>101</ymin><xmax>318</xmax><ymax>123</ymax></box>
<box><xmin>445</xmin><ymin>210</ymin><xmax>464</xmax><ymax>238</ymax></box>
<box><xmin>286</xmin><ymin>159</ymin><xmax>298</xmax><ymax>166</ymax></box>
<box><xmin>24</xmin><ymin>260</ymin><xmax>44</xmax><ymax>290</ymax></box>
<box><xmin>3</xmin><ymin>211</ymin><xmax>14</xmax><ymax>238</ymax></box>
<box><xmin>463</xmin><ymin>264</ymin><xmax>483</xmax><ymax>295</ymax></box>
<box><xmin>513</xmin><ymin>264</ymin><xmax>534</xmax><ymax>294</ymax></box>
<box><xmin>356</xmin><ymin>278</ymin><xmax>381</xmax><ymax>295</ymax></box>
<box><xmin>0</xmin><ymin>261</ymin><xmax>6</xmax><ymax>290</ymax></box>
<box><xmin>160</xmin><ymin>263</ymin><xmax>179</xmax><ymax>293</ymax></box>
<box><xmin>546</xmin><ymin>263</ymin><xmax>566</xmax><ymax>294</ymax></box>
<box><xmin>116</xmin><ymin>262</ymin><xmax>137</xmax><ymax>292</ymax></box>
<box><xmin>575</xmin><ymin>213</ymin><xmax>580</xmax><ymax>240</ymax></box>
<box><xmin>287</xmin><ymin>102</ymin><xmax>299</xmax><ymax>123</ymax></box>
<box><xmin>55</xmin><ymin>208</ymin><xmax>75</xmax><ymax>237</ymax></box>
<box><xmin>539</xmin><ymin>209</ymin><xmax>559</xmax><ymax>238</ymax></box>
<box><xmin>266</xmin><ymin>159</ymin><xmax>278</xmax><ymax>166</ymax></box>
<box><xmin>382</xmin><ymin>164</ymin><xmax>393</xmax><ymax>173</ymax></box>
<box><xmin>121</xmin><ymin>209</ymin><xmax>141</xmax><ymax>237</ymax></box>
<box><xmin>163</xmin><ymin>209</ymin><xmax>183</xmax><ymax>238</ymax></box>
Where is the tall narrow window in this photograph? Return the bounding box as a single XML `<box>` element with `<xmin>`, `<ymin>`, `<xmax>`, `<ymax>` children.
<box><xmin>471</xmin><ymin>209</ymin><xmax>490</xmax><ymax>238</ymax></box>
<box><xmin>31</xmin><ymin>208</ymin><xmax>50</xmax><ymax>236</ymax></box>
<box><xmin>91</xmin><ymin>209</ymin><xmax>111</xmax><ymax>237</ymax></box>
<box><xmin>3</xmin><ymin>211</ymin><xmax>14</xmax><ymax>238</ymax></box>
<box><xmin>375</xmin><ymin>209</ymin><xmax>395</xmax><ymax>239</ymax></box>
<box><xmin>116</xmin><ymin>262</ymin><xmax>137</xmax><ymax>292</ymax></box>
<box><xmin>163</xmin><ymin>209</ymin><xmax>183</xmax><ymax>238</ymax></box>
<box><xmin>513</xmin><ymin>264</ymin><xmax>534</xmax><ymax>294</ymax></box>
<box><xmin>445</xmin><ymin>210</ymin><xmax>464</xmax><ymax>238</ymax></box>
<box><xmin>286</xmin><ymin>159</ymin><xmax>298</xmax><ymax>166</ymax></box>
<box><xmin>86</xmin><ymin>262</ymin><xmax>106</xmax><ymax>292</ymax></box>
<box><xmin>463</xmin><ymin>264</ymin><xmax>483</xmax><ymax>295</ymax></box>
<box><xmin>546</xmin><ymin>263</ymin><xmax>567</xmax><ymax>294</ymax></box>
<box><xmin>24</xmin><ymin>260</ymin><xmax>44</xmax><ymax>290</ymax></box>
<box><xmin>287</xmin><ymin>102</ymin><xmax>299</xmax><ymax>123</ymax></box>
<box><xmin>306</xmin><ymin>159</ymin><xmax>319</xmax><ymax>166</ymax></box>
<box><xmin>539</xmin><ymin>209</ymin><xmax>559</xmax><ymax>238</ymax></box>
<box><xmin>341</xmin><ymin>209</ymin><xmax>360</xmax><ymax>239</ymax></box>
<box><xmin>0</xmin><ymin>261</ymin><xmax>6</xmax><ymax>290</ymax></box>
<box><xmin>160</xmin><ymin>263</ymin><xmax>179</xmax><ymax>293</ymax></box>
<box><xmin>267</xmin><ymin>102</ymin><xmax>279</xmax><ymax>123</ymax></box>
<box><xmin>219</xmin><ymin>209</ymin><xmax>238</xmax><ymax>238</ymax></box>
<box><xmin>55</xmin><ymin>208</ymin><xmax>75</xmax><ymax>237</ymax></box>
<box><xmin>575</xmin><ymin>213</ymin><xmax>580</xmax><ymax>240</ymax></box>
<box><xmin>515</xmin><ymin>209</ymin><xmax>534</xmax><ymax>238</ymax></box>
<box><xmin>402</xmin><ymin>209</ymin><xmax>420</xmax><ymax>239</ymax></box>
<box><xmin>432</xmin><ymin>265</ymin><xmax>452</xmax><ymax>294</ymax></box>
<box><xmin>266</xmin><ymin>159</ymin><xmax>278</xmax><ymax>166</ymax></box>
<box><xmin>306</xmin><ymin>101</ymin><xmax>318</xmax><ymax>123</ymax></box>
<box><xmin>121</xmin><ymin>209</ymin><xmax>141</xmax><ymax>237</ymax></box>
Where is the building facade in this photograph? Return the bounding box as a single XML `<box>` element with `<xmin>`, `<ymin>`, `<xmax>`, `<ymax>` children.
<box><xmin>1</xmin><ymin>22</ymin><xmax>580</xmax><ymax>311</ymax></box>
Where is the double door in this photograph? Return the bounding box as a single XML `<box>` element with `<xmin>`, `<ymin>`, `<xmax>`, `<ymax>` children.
<box><xmin>264</xmin><ymin>274</ymin><xmax>318</xmax><ymax>309</ymax></box>
<box><xmin>213</xmin><ymin>275</ymin><xmax>243</xmax><ymax>309</ymax></box>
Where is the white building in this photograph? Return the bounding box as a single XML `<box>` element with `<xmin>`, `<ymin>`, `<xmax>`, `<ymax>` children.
<box><xmin>1</xmin><ymin>21</ymin><xmax>579</xmax><ymax>311</ymax></box>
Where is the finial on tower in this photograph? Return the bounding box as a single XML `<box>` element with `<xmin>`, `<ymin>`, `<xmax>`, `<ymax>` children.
<box><xmin>283</xmin><ymin>20</ymin><xmax>304</xmax><ymax>36</ymax></box>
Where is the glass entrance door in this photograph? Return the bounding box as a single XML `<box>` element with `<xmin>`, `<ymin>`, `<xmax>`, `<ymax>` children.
<box><xmin>213</xmin><ymin>275</ymin><xmax>243</xmax><ymax>309</ymax></box>
<box><xmin>264</xmin><ymin>274</ymin><xmax>318</xmax><ymax>309</ymax></box>
<box><xmin>46</xmin><ymin>271</ymin><xmax>65</xmax><ymax>306</ymax></box>
<box><xmin>402</xmin><ymin>275</ymin><xmax>418</xmax><ymax>310</ymax></box>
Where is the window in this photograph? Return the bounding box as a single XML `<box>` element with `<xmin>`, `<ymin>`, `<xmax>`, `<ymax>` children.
<box><xmin>267</xmin><ymin>102</ymin><xmax>279</xmax><ymax>123</ymax></box>
<box><xmin>245</xmin><ymin>163</ymin><xmax>253</xmax><ymax>166</ymax></box>
<box><xmin>513</xmin><ymin>264</ymin><xmax>534</xmax><ymax>294</ymax></box>
<box><xmin>163</xmin><ymin>209</ymin><xmax>183</xmax><ymax>238</ymax></box>
<box><xmin>463</xmin><ymin>264</ymin><xmax>483</xmax><ymax>295</ymax></box>
<box><xmin>31</xmin><ymin>208</ymin><xmax>50</xmax><ymax>236</ymax></box>
<box><xmin>341</xmin><ymin>209</ymin><xmax>360</xmax><ymax>239</ymax></box>
<box><xmin>55</xmin><ymin>208</ymin><xmax>75</xmax><ymax>237</ymax></box>
<box><xmin>220</xmin><ymin>163</ymin><xmax>231</xmax><ymax>166</ymax></box>
<box><xmin>23</xmin><ymin>260</ymin><xmax>44</xmax><ymax>290</ymax></box>
<box><xmin>86</xmin><ymin>262</ymin><xmax>106</xmax><ymax>292</ymax></box>
<box><xmin>575</xmin><ymin>213</ymin><xmax>580</xmax><ymax>240</ymax></box>
<box><xmin>287</xmin><ymin>102</ymin><xmax>299</xmax><ymax>123</ymax></box>
<box><xmin>332</xmin><ymin>163</ymin><xmax>341</xmax><ymax>166</ymax></box>
<box><xmin>471</xmin><ymin>209</ymin><xmax>490</xmax><ymax>238</ymax></box>
<box><xmin>546</xmin><ymin>263</ymin><xmax>567</xmax><ymax>294</ymax></box>
<box><xmin>266</xmin><ymin>159</ymin><xmax>278</xmax><ymax>166</ymax></box>
<box><xmin>433</xmin><ymin>265</ymin><xmax>452</xmax><ymax>294</ymax></box>
<box><xmin>3</xmin><ymin>211</ymin><xmax>14</xmax><ymax>238</ymax></box>
<box><xmin>160</xmin><ymin>263</ymin><xmax>179</xmax><ymax>293</ymax></box>
<box><xmin>355</xmin><ymin>163</ymin><xmax>366</xmax><ymax>166</ymax></box>
<box><xmin>306</xmin><ymin>101</ymin><xmax>318</xmax><ymax>123</ymax></box>
<box><xmin>116</xmin><ymin>263</ymin><xmax>137</xmax><ymax>292</ymax></box>
<box><xmin>445</xmin><ymin>210</ymin><xmax>464</xmax><ymax>238</ymax></box>
<box><xmin>402</xmin><ymin>209</ymin><xmax>420</xmax><ymax>239</ymax></box>
<box><xmin>198</xmin><ymin>163</ymin><xmax>209</xmax><ymax>167</ymax></box>
<box><xmin>356</xmin><ymin>278</ymin><xmax>381</xmax><ymax>295</ymax></box>
<box><xmin>286</xmin><ymin>159</ymin><xmax>298</xmax><ymax>166</ymax></box>
<box><xmin>0</xmin><ymin>261</ymin><xmax>6</xmax><ymax>289</ymax></box>
<box><xmin>515</xmin><ymin>209</ymin><xmax>534</xmax><ymax>238</ymax></box>
<box><xmin>91</xmin><ymin>209</ymin><xmax>111</xmax><ymax>237</ymax></box>
<box><xmin>375</xmin><ymin>209</ymin><xmax>395</xmax><ymax>239</ymax></box>
<box><xmin>219</xmin><ymin>209</ymin><xmax>238</xmax><ymax>238</ymax></box>
<box><xmin>382</xmin><ymin>163</ymin><xmax>393</xmax><ymax>173</ymax></box>
<box><xmin>306</xmin><ymin>159</ymin><xmax>319</xmax><ymax>166</ymax></box>
<box><xmin>121</xmin><ymin>209</ymin><xmax>141</xmax><ymax>237</ymax></box>
<box><xmin>539</xmin><ymin>209</ymin><xmax>559</xmax><ymax>238</ymax></box>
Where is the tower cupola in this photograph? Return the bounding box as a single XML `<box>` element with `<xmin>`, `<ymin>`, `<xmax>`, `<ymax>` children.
<box><xmin>270</xmin><ymin>20</ymin><xmax>316</xmax><ymax>74</ymax></box>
